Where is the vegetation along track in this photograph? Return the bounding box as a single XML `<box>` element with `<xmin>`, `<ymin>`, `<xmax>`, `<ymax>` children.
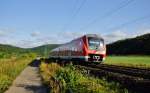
<box><xmin>76</xmin><ymin>63</ymin><xmax>150</xmax><ymax>93</ymax></box>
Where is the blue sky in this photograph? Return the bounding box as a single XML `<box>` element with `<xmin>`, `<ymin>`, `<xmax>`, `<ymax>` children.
<box><xmin>0</xmin><ymin>0</ymin><xmax>150</xmax><ymax>48</ymax></box>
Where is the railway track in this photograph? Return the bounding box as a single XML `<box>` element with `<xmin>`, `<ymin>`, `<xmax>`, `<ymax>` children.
<box><xmin>87</xmin><ymin>64</ymin><xmax>150</xmax><ymax>79</ymax></box>
<box><xmin>76</xmin><ymin>64</ymin><xmax>150</xmax><ymax>93</ymax></box>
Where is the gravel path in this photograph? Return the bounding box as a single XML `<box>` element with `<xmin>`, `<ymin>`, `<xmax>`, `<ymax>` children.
<box><xmin>5</xmin><ymin>60</ymin><xmax>47</xmax><ymax>93</ymax></box>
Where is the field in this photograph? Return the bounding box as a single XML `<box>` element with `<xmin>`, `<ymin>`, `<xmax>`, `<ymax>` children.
<box><xmin>0</xmin><ymin>53</ymin><xmax>36</xmax><ymax>93</ymax></box>
<box><xmin>105</xmin><ymin>56</ymin><xmax>150</xmax><ymax>68</ymax></box>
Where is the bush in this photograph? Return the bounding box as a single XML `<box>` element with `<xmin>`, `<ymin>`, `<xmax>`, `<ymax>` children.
<box><xmin>40</xmin><ymin>63</ymin><xmax>129</xmax><ymax>93</ymax></box>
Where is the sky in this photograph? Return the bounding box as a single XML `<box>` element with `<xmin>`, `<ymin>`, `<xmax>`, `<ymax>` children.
<box><xmin>0</xmin><ymin>0</ymin><xmax>150</xmax><ymax>48</ymax></box>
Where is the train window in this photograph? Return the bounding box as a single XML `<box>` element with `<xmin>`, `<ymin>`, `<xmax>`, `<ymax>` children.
<box><xmin>88</xmin><ymin>38</ymin><xmax>103</xmax><ymax>50</ymax></box>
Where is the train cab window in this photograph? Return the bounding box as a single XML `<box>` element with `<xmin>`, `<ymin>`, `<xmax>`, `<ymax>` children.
<box><xmin>88</xmin><ymin>38</ymin><xmax>103</xmax><ymax>50</ymax></box>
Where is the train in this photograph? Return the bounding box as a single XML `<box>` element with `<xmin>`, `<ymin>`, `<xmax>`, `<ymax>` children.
<box><xmin>49</xmin><ymin>34</ymin><xmax>106</xmax><ymax>64</ymax></box>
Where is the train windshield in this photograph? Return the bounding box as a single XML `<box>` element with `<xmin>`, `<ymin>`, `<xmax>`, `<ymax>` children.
<box><xmin>88</xmin><ymin>38</ymin><xmax>104</xmax><ymax>50</ymax></box>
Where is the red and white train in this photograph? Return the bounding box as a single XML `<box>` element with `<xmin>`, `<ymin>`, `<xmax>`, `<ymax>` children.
<box><xmin>49</xmin><ymin>34</ymin><xmax>106</xmax><ymax>64</ymax></box>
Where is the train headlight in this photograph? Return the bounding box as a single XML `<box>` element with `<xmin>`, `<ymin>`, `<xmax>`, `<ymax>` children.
<box><xmin>100</xmin><ymin>42</ymin><xmax>104</xmax><ymax>48</ymax></box>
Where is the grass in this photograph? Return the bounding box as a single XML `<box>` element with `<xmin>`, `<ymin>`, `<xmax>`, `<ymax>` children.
<box><xmin>105</xmin><ymin>56</ymin><xmax>150</xmax><ymax>68</ymax></box>
<box><xmin>40</xmin><ymin>62</ymin><xmax>129</xmax><ymax>93</ymax></box>
<box><xmin>0</xmin><ymin>53</ymin><xmax>36</xmax><ymax>93</ymax></box>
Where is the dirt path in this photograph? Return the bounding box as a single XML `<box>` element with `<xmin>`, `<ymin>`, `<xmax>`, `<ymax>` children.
<box><xmin>5</xmin><ymin>60</ymin><xmax>48</xmax><ymax>93</ymax></box>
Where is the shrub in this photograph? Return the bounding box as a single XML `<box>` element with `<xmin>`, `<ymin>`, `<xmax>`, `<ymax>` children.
<box><xmin>40</xmin><ymin>63</ymin><xmax>129</xmax><ymax>93</ymax></box>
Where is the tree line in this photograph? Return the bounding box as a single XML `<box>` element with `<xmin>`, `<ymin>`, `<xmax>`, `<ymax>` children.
<box><xmin>106</xmin><ymin>33</ymin><xmax>150</xmax><ymax>55</ymax></box>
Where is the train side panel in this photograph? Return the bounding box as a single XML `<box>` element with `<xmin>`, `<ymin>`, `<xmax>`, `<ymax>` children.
<box><xmin>49</xmin><ymin>34</ymin><xmax>106</xmax><ymax>63</ymax></box>
<box><xmin>49</xmin><ymin>36</ymin><xmax>87</xmax><ymax>62</ymax></box>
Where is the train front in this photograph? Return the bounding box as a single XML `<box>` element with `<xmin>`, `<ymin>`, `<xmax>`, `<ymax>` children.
<box><xmin>85</xmin><ymin>34</ymin><xmax>106</xmax><ymax>63</ymax></box>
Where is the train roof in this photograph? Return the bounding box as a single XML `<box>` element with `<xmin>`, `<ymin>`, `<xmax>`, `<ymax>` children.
<box><xmin>69</xmin><ymin>34</ymin><xmax>104</xmax><ymax>43</ymax></box>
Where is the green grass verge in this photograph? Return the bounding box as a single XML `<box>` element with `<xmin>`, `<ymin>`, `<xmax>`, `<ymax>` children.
<box><xmin>0</xmin><ymin>53</ymin><xmax>36</xmax><ymax>93</ymax></box>
<box><xmin>40</xmin><ymin>62</ymin><xmax>129</xmax><ymax>93</ymax></box>
<box><xmin>105</xmin><ymin>56</ymin><xmax>150</xmax><ymax>68</ymax></box>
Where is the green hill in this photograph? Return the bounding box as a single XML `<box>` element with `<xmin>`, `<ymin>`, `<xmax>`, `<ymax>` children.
<box><xmin>0</xmin><ymin>44</ymin><xmax>27</xmax><ymax>58</ymax></box>
<box><xmin>0</xmin><ymin>44</ymin><xmax>59</xmax><ymax>58</ymax></box>
<box><xmin>107</xmin><ymin>33</ymin><xmax>150</xmax><ymax>55</ymax></box>
<box><xmin>28</xmin><ymin>44</ymin><xmax>60</xmax><ymax>57</ymax></box>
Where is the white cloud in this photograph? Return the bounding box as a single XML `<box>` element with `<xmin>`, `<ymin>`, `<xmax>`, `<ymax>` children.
<box><xmin>103</xmin><ymin>30</ymin><xmax>128</xmax><ymax>44</ymax></box>
<box><xmin>0</xmin><ymin>28</ymin><xmax>150</xmax><ymax>48</ymax></box>
<box><xmin>0</xmin><ymin>30</ymin><xmax>6</xmax><ymax>36</ymax></box>
<box><xmin>15</xmin><ymin>36</ymin><xmax>63</xmax><ymax>48</ymax></box>
<box><xmin>16</xmin><ymin>31</ymin><xmax>86</xmax><ymax>48</ymax></box>
<box><xmin>103</xmin><ymin>29</ymin><xmax>150</xmax><ymax>44</ymax></box>
<box><xmin>30</xmin><ymin>31</ymin><xmax>40</xmax><ymax>37</ymax></box>
<box><xmin>16</xmin><ymin>29</ymin><xmax>150</xmax><ymax>48</ymax></box>
<box><xmin>0</xmin><ymin>38</ymin><xmax>17</xmax><ymax>47</ymax></box>
<box><xmin>0</xmin><ymin>29</ymin><xmax>12</xmax><ymax>37</ymax></box>
<box><xmin>133</xmin><ymin>29</ymin><xmax>150</xmax><ymax>37</ymax></box>
<box><xmin>0</xmin><ymin>28</ymin><xmax>16</xmax><ymax>37</ymax></box>
<box><xmin>60</xmin><ymin>31</ymin><xmax>85</xmax><ymax>39</ymax></box>
<box><xmin>36</xmin><ymin>36</ymin><xmax>61</xmax><ymax>44</ymax></box>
